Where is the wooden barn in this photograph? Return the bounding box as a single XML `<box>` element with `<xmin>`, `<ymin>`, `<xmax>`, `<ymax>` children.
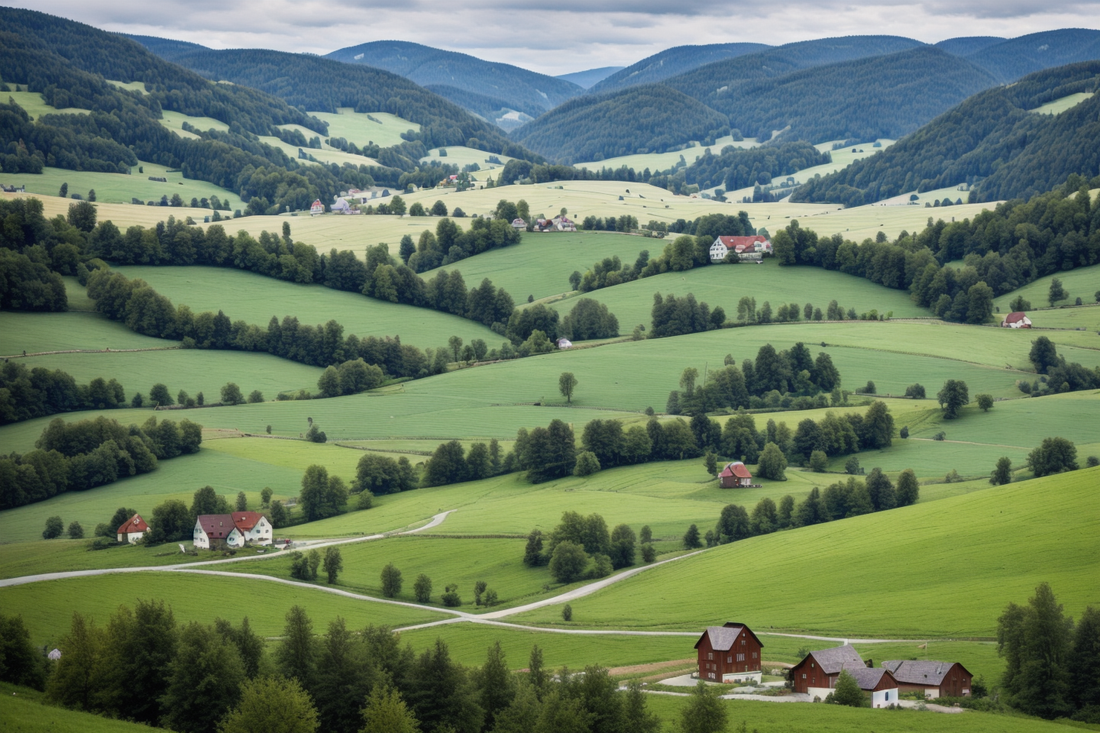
<box><xmin>695</xmin><ymin>622</ymin><xmax>764</xmax><ymax>683</ymax></box>
<box><xmin>881</xmin><ymin>660</ymin><xmax>973</xmax><ymax>698</ymax></box>
<box><xmin>719</xmin><ymin>461</ymin><xmax>753</xmax><ymax>488</ymax></box>
<box><xmin>847</xmin><ymin>666</ymin><xmax>900</xmax><ymax>708</ymax></box>
<box><xmin>790</xmin><ymin>644</ymin><xmax>866</xmax><ymax>698</ymax></box>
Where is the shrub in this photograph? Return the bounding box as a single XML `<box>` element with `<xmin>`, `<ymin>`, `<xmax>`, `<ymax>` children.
<box><xmin>380</xmin><ymin>563</ymin><xmax>402</xmax><ymax>597</ymax></box>
<box><xmin>414</xmin><ymin>574</ymin><xmax>432</xmax><ymax>603</ymax></box>
<box><xmin>640</xmin><ymin>543</ymin><xmax>656</xmax><ymax>563</ymax></box>
<box><xmin>562</xmin><ymin>604</ymin><xmax>573</xmax><ymax>621</ymax></box>
<box><xmin>808</xmin><ymin>450</ymin><xmax>828</xmax><ymax>472</ymax></box>
<box><xmin>904</xmin><ymin>383</ymin><xmax>926</xmax><ymax>399</ymax></box>
<box><xmin>863</xmin><ymin>381</ymin><xmax>876</xmax><ymax>394</ymax></box>
<box><xmin>43</xmin><ymin>516</ymin><xmax>63</xmax><ymax>539</ymax></box>
<box><xmin>441</xmin><ymin>584</ymin><xmax>461</xmax><ymax>606</ymax></box>
<box><xmin>67</xmin><ymin>521</ymin><xmax>84</xmax><ymax>539</ymax></box>
<box><xmin>90</xmin><ymin>536</ymin><xmax>114</xmax><ymax>550</ymax></box>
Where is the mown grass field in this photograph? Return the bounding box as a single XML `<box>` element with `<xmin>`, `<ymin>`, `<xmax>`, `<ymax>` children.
<box><xmin>1020</xmin><ymin>305</ymin><xmax>1100</xmax><ymax>330</ymax></box>
<box><xmin>510</xmin><ymin>467</ymin><xmax>1100</xmax><ymax>636</ymax></box>
<box><xmin>0</xmin><ymin>311</ymin><xmax>168</xmax><ymax>354</ymax></box>
<box><xmin>991</xmin><ymin>263</ymin><xmax>1100</xmax><ymax>313</ymax></box>
<box><xmin>573</xmin><ymin>134</ymin><xmax>759</xmax><ymax>173</ymax></box>
<box><xmin>112</xmin><ymin>265</ymin><xmax>499</xmax><ymax>346</ymax></box>
<box><xmin>0</xmin><ymin>572</ymin><xmax>447</xmax><ymax>643</ymax></box>
<box><xmin>545</xmin><ymin>258</ymin><xmax>930</xmax><ymax>329</ymax></box>
<box><xmin>1032</xmin><ymin>91</ymin><xmax>1095</xmax><ymax>115</ymax></box>
<box><xmin>0</xmin><ymin>682</ymin><xmax>173</xmax><ymax>733</ymax></box>
<box><xmin>310</xmin><ymin>109</ymin><xmax>420</xmax><ymax>149</ymax></box>
<box><xmin>6</xmin><ymin>90</ymin><xmax>90</xmax><ymax>120</ymax></box>
<box><xmin>420</xmin><ymin>146</ymin><xmax>511</xmax><ymax>173</ymax></box>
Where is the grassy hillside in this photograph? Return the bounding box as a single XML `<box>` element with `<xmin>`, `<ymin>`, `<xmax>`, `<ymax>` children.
<box><xmin>0</xmin><ymin>683</ymin><xmax>174</xmax><ymax>733</ymax></box>
<box><xmin>990</xmin><ymin>263</ymin><xmax>1100</xmax><ymax>313</ymax></box>
<box><xmin>112</xmin><ymin>266</ymin><xmax>499</xmax><ymax>346</ymax></box>
<box><xmin>509</xmin><ymin>466</ymin><xmax>1100</xmax><ymax>636</ymax></box>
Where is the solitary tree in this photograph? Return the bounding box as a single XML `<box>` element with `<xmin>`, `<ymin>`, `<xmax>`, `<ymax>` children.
<box><xmin>43</xmin><ymin>516</ymin><xmax>63</xmax><ymax>539</ymax></box>
<box><xmin>221</xmin><ymin>382</ymin><xmax>244</xmax><ymax>405</ymax></box>
<box><xmin>322</xmin><ymin>547</ymin><xmax>342</xmax><ymax>584</ymax></box>
<box><xmin>1048</xmin><ymin>277</ymin><xmax>1068</xmax><ymax>306</ymax></box>
<box><xmin>380</xmin><ymin>563</ymin><xmax>403</xmax><ymax>597</ymax></box>
<box><xmin>937</xmin><ymin>379</ymin><xmax>970</xmax><ymax>419</ymax></box>
<box><xmin>1029</xmin><ymin>437</ymin><xmax>1078</xmax><ymax>477</ymax></box>
<box><xmin>559</xmin><ymin>372</ymin><xmax>578</xmax><ymax>404</ymax></box>
<box><xmin>976</xmin><ymin>394</ymin><xmax>994</xmax><ymax>412</ymax></box>
<box><xmin>413</xmin><ymin>574</ymin><xmax>432</xmax><ymax>603</ymax></box>
<box><xmin>682</xmin><ymin>524</ymin><xmax>702</xmax><ymax>549</ymax></box>
<box><xmin>680</xmin><ymin>680</ymin><xmax>727</xmax><ymax>733</ymax></box>
<box><xmin>757</xmin><ymin>442</ymin><xmax>787</xmax><ymax>480</ymax></box>
<box><xmin>991</xmin><ymin>457</ymin><xmax>1013</xmax><ymax>485</ymax></box>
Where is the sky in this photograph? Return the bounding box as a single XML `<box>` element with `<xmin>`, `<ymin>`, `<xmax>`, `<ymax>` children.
<box><xmin>8</xmin><ymin>0</ymin><xmax>1100</xmax><ymax>76</ymax></box>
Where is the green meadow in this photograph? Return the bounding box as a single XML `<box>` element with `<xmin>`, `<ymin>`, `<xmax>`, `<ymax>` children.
<box><xmin>545</xmin><ymin>258</ymin><xmax>930</xmax><ymax>329</ymax></box>
<box><xmin>0</xmin><ymin>683</ymin><xmax>173</xmax><ymax>733</ymax></box>
<box><xmin>310</xmin><ymin>109</ymin><xmax>420</xmax><ymax>149</ymax></box>
<box><xmin>420</xmin><ymin>146</ymin><xmax>512</xmax><ymax>172</ymax></box>
<box><xmin>0</xmin><ymin>572</ymin><xmax>447</xmax><ymax>642</ymax></box>
<box><xmin>509</xmin><ymin>467</ymin><xmax>1100</xmax><ymax>637</ymax></box>
<box><xmin>0</xmin><ymin>311</ymin><xmax>168</xmax><ymax>354</ymax></box>
<box><xmin>1032</xmin><ymin>91</ymin><xmax>1095</xmax><ymax>115</ymax></box>
<box><xmin>991</xmin><ymin>263</ymin><xmax>1100</xmax><ymax>313</ymax></box>
<box><xmin>1021</xmin><ymin>305</ymin><xmax>1100</xmax><ymax>330</ymax></box>
<box><xmin>112</xmin><ymin>265</ymin><xmax>499</xmax><ymax>346</ymax></box>
<box><xmin>573</xmin><ymin>134</ymin><xmax>759</xmax><ymax>173</ymax></box>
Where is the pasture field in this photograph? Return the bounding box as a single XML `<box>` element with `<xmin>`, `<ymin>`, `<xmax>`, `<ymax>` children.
<box><xmin>60</xmin><ymin>276</ymin><xmax>96</xmax><ymax>311</ymax></box>
<box><xmin>545</xmin><ymin>258</ymin><xmax>930</xmax><ymax>328</ymax></box>
<box><xmin>1020</xmin><ymin>304</ymin><xmax>1100</xmax><ymax>330</ymax></box>
<box><xmin>6</xmin><ymin>162</ymin><xmax>246</xmax><ymax>210</ymax></box>
<box><xmin>158</xmin><ymin>110</ymin><xmax>229</xmax><ymax>137</ymax></box>
<box><xmin>991</xmin><ymin>263</ymin><xmax>1100</xmax><ymax>313</ymax></box>
<box><xmin>640</xmin><ymin>694</ymin><xmax>1072</xmax><ymax>733</ymax></box>
<box><xmin>422</xmin><ymin>231</ymin><xmax>650</xmax><ymax>302</ymax></box>
<box><xmin>112</xmin><ymin>265</ymin><xmax>499</xmax><ymax>346</ymax></box>
<box><xmin>509</xmin><ymin>467</ymin><xmax>1100</xmax><ymax>637</ymax></box>
<box><xmin>1</xmin><ymin>193</ymin><xmax>220</xmax><ymax>231</ymax></box>
<box><xmin>310</xmin><ymin>109</ymin><xmax>420</xmax><ymax>149</ymax></box>
<box><xmin>6</xmin><ymin>90</ymin><xmax>90</xmax><ymax>119</ymax></box>
<box><xmin>255</xmin><ymin>132</ymin><xmax>373</xmax><ymax>169</ymax></box>
<box><xmin>573</xmin><ymin>134</ymin><xmax>760</xmax><ymax>174</ymax></box>
<box><xmin>1032</xmin><ymin>91</ymin><xmax>1094</xmax><ymax>114</ymax></box>
<box><xmin>0</xmin><ymin>683</ymin><xmax>172</xmax><ymax>733</ymax></box>
<box><xmin>420</xmin><ymin>146</ymin><xmax>512</xmax><ymax>172</ymax></box>
<box><xmin>0</xmin><ymin>310</ymin><xmax>169</xmax><ymax>354</ymax></box>
<box><xmin>0</xmin><ymin>572</ymin><xmax>447</xmax><ymax>643</ymax></box>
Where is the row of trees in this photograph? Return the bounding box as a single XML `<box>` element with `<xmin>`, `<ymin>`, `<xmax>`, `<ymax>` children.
<box><xmin>0</xmin><ymin>415</ymin><xmax>201</xmax><ymax>510</ymax></box>
<box><xmin>523</xmin><ymin>512</ymin><xmax>656</xmax><ymax>583</ymax></box>
<box><xmin>0</xmin><ymin>361</ymin><xmax>129</xmax><ymax>425</ymax></box>
<box><xmin>0</xmin><ymin>247</ymin><xmax>68</xmax><ymax>311</ymax></box>
<box><xmin>396</xmin><ymin>215</ymin><xmax>521</xmax><ymax>273</ymax></box>
<box><xmin>1022</xmin><ymin>336</ymin><xmax>1100</xmax><ymax>396</ymax></box>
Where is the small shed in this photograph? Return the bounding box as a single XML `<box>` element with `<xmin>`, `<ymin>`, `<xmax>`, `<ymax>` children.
<box><xmin>1002</xmin><ymin>312</ymin><xmax>1032</xmax><ymax>328</ymax></box>
<box><xmin>719</xmin><ymin>461</ymin><xmax>752</xmax><ymax>488</ymax></box>
<box><xmin>847</xmin><ymin>667</ymin><xmax>900</xmax><ymax>708</ymax></box>
<box><xmin>116</xmin><ymin>513</ymin><xmax>149</xmax><ymax>544</ymax></box>
<box><xmin>309</xmin><ymin>199</ymin><xmax>324</xmax><ymax>216</ymax></box>
<box><xmin>557</xmin><ymin>338</ymin><xmax>573</xmax><ymax>349</ymax></box>
<box><xmin>48</xmin><ymin>648</ymin><xmax>62</xmax><ymax>660</ymax></box>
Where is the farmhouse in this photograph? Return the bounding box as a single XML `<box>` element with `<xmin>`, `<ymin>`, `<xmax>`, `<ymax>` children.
<box><xmin>309</xmin><ymin>199</ymin><xmax>324</xmax><ymax>216</ymax></box>
<box><xmin>193</xmin><ymin>514</ymin><xmax>245</xmax><ymax>550</ymax></box>
<box><xmin>232</xmin><ymin>511</ymin><xmax>273</xmax><ymax>546</ymax></box>
<box><xmin>695</xmin><ymin>622</ymin><xmax>764</xmax><ymax>683</ymax></box>
<box><xmin>534</xmin><ymin>215</ymin><xmax>577</xmax><ymax>232</ymax></box>
<box><xmin>116</xmin><ymin>513</ymin><xmax>149</xmax><ymax>544</ymax></box>
<box><xmin>881</xmin><ymin>660</ymin><xmax>973</xmax><ymax>698</ymax></box>
<box><xmin>718</xmin><ymin>461</ymin><xmax>752</xmax><ymax>488</ymax></box>
<box><xmin>790</xmin><ymin>644</ymin><xmax>866</xmax><ymax>697</ymax></box>
<box><xmin>1002</xmin><ymin>311</ymin><xmax>1032</xmax><ymax>328</ymax></box>
<box><xmin>511</xmin><ymin>218</ymin><xmax>527</xmax><ymax>230</ymax></box>
<box><xmin>709</xmin><ymin>235</ymin><xmax>772</xmax><ymax>263</ymax></box>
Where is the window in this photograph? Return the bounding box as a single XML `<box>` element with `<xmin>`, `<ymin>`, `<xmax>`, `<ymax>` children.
<box><xmin>727</xmin><ymin>657</ymin><xmax>732</xmax><ymax>664</ymax></box>
<box><xmin>802</xmin><ymin>673</ymin><xmax>806</xmax><ymax>679</ymax></box>
<box><xmin>707</xmin><ymin>652</ymin><xmax>713</xmax><ymax>660</ymax></box>
<box><xmin>752</xmin><ymin>652</ymin><xmax>758</xmax><ymax>658</ymax></box>
<box><xmin>737</xmin><ymin>653</ymin><xmax>745</xmax><ymax>662</ymax></box>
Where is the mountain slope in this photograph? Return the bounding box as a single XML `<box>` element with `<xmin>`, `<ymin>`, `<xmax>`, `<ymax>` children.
<box><xmin>791</xmin><ymin>61</ymin><xmax>1100</xmax><ymax>205</ymax></box>
<box><xmin>123</xmin><ymin>33</ymin><xmax>209</xmax><ymax>62</ymax></box>
<box><xmin>556</xmin><ymin>66</ymin><xmax>624</xmax><ymax>89</ymax></box>
<box><xmin>588</xmin><ymin>42</ymin><xmax>771</xmax><ymax>95</ymax></box>
<box><xmin>325</xmin><ymin>40</ymin><xmax>582</xmax><ymax>119</ymax></box>
<box><xmin>163</xmin><ymin>48</ymin><xmax>527</xmax><ymax>156</ymax></box>
<box><xmin>964</xmin><ymin>28</ymin><xmax>1100</xmax><ymax>83</ymax></box>
<box><xmin>509</xmin><ymin>85</ymin><xmax>730</xmax><ymax>163</ymax></box>
<box><xmin>934</xmin><ymin>36</ymin><xmax>1005</xmax><ymax>56</ymax></box>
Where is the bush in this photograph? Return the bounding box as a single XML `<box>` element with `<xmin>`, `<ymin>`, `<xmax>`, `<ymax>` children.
<box><xmin>1086</xmin><ymin>456</ymin><xmax>1098</xmax><ymax>468</ymax></box>
<box><xmin>89</xmin><ymin>536</ymin><xmax>114</xmax><ymax>550</ymax></box>
<box><xmin>904</xmin><ymin>383</ymin><xmax>926</xmax><ymax>399</ymax></box>
<box><xmin>641</xmin><ymin>543</ymin><xmax>656</xmax><ymax>563</ymax></box>
<box><xmin>562</xmin><ymin>604</ymin><xmax>573</xmax><ymax>621</ymax></box>
<box><xmin>380</xmin><ymin>563</ymin><xmax>402</xmax><ymax>597</ymax></box>
<box><xmin>808</xmin><ymin>450</ymin><xmax>828</xmax><ymax>472</ymax></box>
<box><xmin>414</xmin><ymin>574</ymin><xmax>432</xmax><ymax>603</ymax></box>
<box><xmin>441</xmin><ymin>584</ymin><xmax>461</xmax><ymax>607</ymax></box>
<box><xmin>43</xmin><ymin>516</ymin><xmax>63</xmax><ymax>539</ymax></box>
<box><xmin>357</xmin><ymin>490</ymin><xmax>374</xmax><ymax>510</ymax></box>
<box><xmin>67</xmin><ymin>521</ymin><xmax>84</xmax><ymax>539</ymax></box>
<box><xmin>863</xmin><ymin>381</ymin><xmax>876</xmax><ymax>394</ymax></box>
<box><xmin>899</xmin><ymin>426</ymin><xmax>909</xmax><ymax>439</ymax></box>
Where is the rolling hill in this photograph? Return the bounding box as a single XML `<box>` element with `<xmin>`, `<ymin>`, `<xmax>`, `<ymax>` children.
<box><xmin>792</xmin><ymin>60</ymin><xmax>1100</xmax><ymax>205</ymax></box>
<box><xmin>555</xmin><ymin>66</ymin><xmax>624</xmax><ymax>89</ymax></box>
<box><xmin>325</xmin><ymin>40</ymin><xmax>582</xmax><ymax>124</ymax></box>
<box><xmin>587</xmin><ymin>42</ymin><xmax>771</xmax><ymax>95</ymax></box>
<box><xmin>963</xmin><ymin>28</ymin><xmax>1100</xmax><ymax>83</ymax></box>
<box><xmin>933</xmin><ymin>36</ymin><xmax>1005</xmax><ymax>56</ymax></box>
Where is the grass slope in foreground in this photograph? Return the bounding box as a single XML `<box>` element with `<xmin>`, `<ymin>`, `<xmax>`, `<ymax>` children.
<box><xmin>511</xmin><ymin>466</ymin><xmax>1100</xmax><ymax>636</ymax></box>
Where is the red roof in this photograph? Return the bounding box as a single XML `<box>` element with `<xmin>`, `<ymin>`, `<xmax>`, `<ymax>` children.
<box><xmin>719</xmin><ymin>462</ymin><xmax>752</xmax><ymax>479</ymax></box>
<box><xmin>232</xmin><ymin>512</ymin><xmax>264</xmax><ymax>532</ymax></box>
<box><xmin>1004</xmin><ymin>312</ymin><xmax>1029</xmax><ymax>323</ymax></box>
<box><xmin>196</xmin><ymin>514</ymin><xmax>237</xmax><ymax>540</ymax></box>
<box><xmin>117</xmin><ymin>513</ymin><xmax>149</xmax><ymax>535</ymax></box>
<box><xmin>715</xmin><ymin>235</ymin><xmax>767</xmax><ymax>251</ymax></box>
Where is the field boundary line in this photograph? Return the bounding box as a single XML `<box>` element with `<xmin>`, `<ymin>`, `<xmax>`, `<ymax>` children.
<box><xmin>2</xmin><ymin>346</ymin><xmax>180</xmax><ymax>359</ymax></box>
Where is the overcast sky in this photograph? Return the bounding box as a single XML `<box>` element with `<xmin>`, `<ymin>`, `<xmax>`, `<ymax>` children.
<box><xmin>10</xmin><ymin>0</ymin><xmax>1100</xmax><ymax>76</ymax></box>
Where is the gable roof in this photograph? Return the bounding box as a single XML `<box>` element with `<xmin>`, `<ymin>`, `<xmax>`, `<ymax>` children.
<box><xmin>232</xmin><ymin>511</ymin><xmax>265</xmax><ymax>532</ymax></box>
<box><xmin>117</xmin><ymin>513</ymin><xmax>149</xmax><ymax>534</ymax></box>
<box><xmin>719</xmin><ymin>461</ymin><xmax>752</xmax><ymax>479</ymax></box>
<box><xmin>807</xmin><ymin>644</ymin><xmax>865</xmax><ymax>674</ymax></box>
<box><xmin>881</xmin><ymin>660</ymin><xmax>969</xmax><ymax>686</ymax></box>
<box><xmin>196</xmin><ymin>514</ymin><xmax>238</xmax><ymax>540</ymax></box>
<box><xmin>846</xmin><ymin>666</ymin><xmax>896</xmax><ymax>690</ymax></box>
<box><xmin>714</xmin><ymin>235</ymin><xmax>768</xmax><ymax>250</ymax></box>
<box><xmin>695</xmin><ymin>622</ymin><xmax>763</xmax><ymax>651</ymax></box>
<box><xmin>1004</xmin><ymin>311</ymin><xmax>1029</xmax><ymax>323</ymax></box>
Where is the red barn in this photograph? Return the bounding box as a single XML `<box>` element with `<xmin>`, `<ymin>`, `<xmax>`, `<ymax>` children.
<box><xmin>790</xmin><ymin>644</ymin><xmax>865</xmax><ymax>698</ymax></box>
<box><xmin>718</xmin><ymin>461</ymin><xmax>753</xmax><ymax>488</ymax></box>
<box><xmin>882</xmin><ymin>660</ymin><xmax>973</xmax><ymax>698</ymax></box>
<box><xmin>695</xmin><ymin>622</ymin><xmax>764</xmax><ymax>683</ymax></box>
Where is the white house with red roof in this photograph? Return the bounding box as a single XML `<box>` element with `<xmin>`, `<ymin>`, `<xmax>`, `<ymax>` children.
<box><xmin>193</xmin><ymin>514</ymin><xmax>244</xmax><ymax>550</ymax></box>
<box><xmin>1002</xmin><ymin>312</ymin><xmax>1032</xmax><ymax>328</ymax></box>
<box><xmin>232</xmin><ymin>511</ymin><xmax>273</xmax><ymax>546</ymax></box>
<box><xmin>718</xmin><ymin>461</ymin><xmax>753</xmax><ymax>488</ymax></box>
<box><xmin>710</xmin><ymin>235</ymin><xmax>772</xmax><ymax>262</ymax></box>
<box><xmin>116</xmin><ymin>513</ymin><xmax>149</xmax><ymax>544</ymax></box>
<box><xmin>309</xmin><ymin>199</ymin><xmax>324</xmax><ymax>216</ymax></box>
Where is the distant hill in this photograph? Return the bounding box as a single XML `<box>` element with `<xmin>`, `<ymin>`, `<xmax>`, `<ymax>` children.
<box><xmin>962</xmin><ymin>28</ymin><xmax>1100</xmax><ymax>83</ymax></box>
<box><xmin>934</xmin><ymin>36</ymin><xmax>1005</xmax><ymax>56</ymax></box>
<box><xmin>791</xmin><ymin>61</ymin><xmax>1100</xmax><ymax>205</ymax></box>
<box><xmin>161</xmin><ymin>48</ymin><xmax>526</xmax><ymax>155</ymax></box>
<box><xmin>510</xmin><ymin>85</ymin><xmax>730</xmax><ymax>163</ymax></box>
<box><xmin>555</xmin><ymin>66</ymin><xmax>624</xmax><ymax>89</ymax></box>
<box><xmin>325</xmin><ymin>40</ymin><xmax>583</xmax><ymax>124</ymax></box>
<box><xmin>588</xmin><ymin>43</ymin><xmax>770</xmax><ymax>95</ymax></box>
<box><xmin>124</xmin><ymin>33</ymin><xmax>209</xmax><ymax>62</ymax></box>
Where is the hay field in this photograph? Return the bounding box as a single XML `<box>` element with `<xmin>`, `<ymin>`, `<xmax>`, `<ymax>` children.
<box><xmin>573</xmin><ymin>135</ymin><xmax>759</xmax><ymax>173</ymax></box>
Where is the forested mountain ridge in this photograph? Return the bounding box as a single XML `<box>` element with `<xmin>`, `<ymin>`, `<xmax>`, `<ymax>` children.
<box><xmin>123</xmin><ymin>34</ymin><xmax>210</xmax><ymax>62</ymax></box>
<box><xmin>161</xmin><ymin>47</ymin><xmax>530</xmax><ymax>156</ymax></box>
<box><xmin>555</xmin><ymin>66</ymin><xmax>624</xmax><ymax>89</ymax></box>
<box><xmin>325</xmin><ymin>40</ymin><xmax>582</xmax><ymax>121</ymax></box>
<box><xmin>961</xmin><ymin>28</ymin><xmax>1100</xmax><ymax>83</ymax></box>
<box><xmin>933</xmin><ymin>36</ymin><xmax>1005</xmax><ymax>56</ymax></box>
<box><xmin>791</xmin><ymin>61</ymin><xmax>1100</xmax><ymax>205</ymax></box>
<box><xmin>587</xmin><ymin>42</ymin><xmax>771</xmax><ymax>95</ymax></box>
<box><xmin>509</xmin><ymin>85</ymin><xmax>730</xmax><ymax>163</ymax></box>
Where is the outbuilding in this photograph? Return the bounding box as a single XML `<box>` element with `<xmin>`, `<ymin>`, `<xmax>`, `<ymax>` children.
<box><xmin>1002</xmin><ymin>312</ymin><xmax>1032</xmax><ymax>328</ymax></box>
<box><xmin>695</xmin><ymin>622</ymin><xmax>764</xmax><ymax>683</ymax></box>
<box><xmin>790</xmin><ymin>644</ymin><xmax>866</xmax><ymax>698</ymax></box>
<box><xmin>847</xmin><ymin>666</ymin><xmax>900</xmax><ymax>708</ymax></box>
<box><xmin>881</xmin><ymin>660</ymin><xmax>973</xmax><ymax>698</ymax></box>
<box><xmin>116</xmin><ymin>513</ymin><xmax>149</xmax><ymax>544</ymax></box>
<box><xmin>309</xmin><ymin>199</ymin><xmax>324</xmax><ymax>216</ymax></box>
<box><xmin>718</xmin><ymin>461</ymin><xmax>752</xmax><ymax>488</ymax></box>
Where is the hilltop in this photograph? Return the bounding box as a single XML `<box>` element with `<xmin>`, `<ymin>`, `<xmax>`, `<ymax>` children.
<box><xmin>587</xmin><ymin>42</ymin><xmax>770</xmax><ymax>95</ymax></box>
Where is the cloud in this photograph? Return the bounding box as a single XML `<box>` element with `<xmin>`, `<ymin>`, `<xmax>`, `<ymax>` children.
<box><xmin>8</xmin><ymin>0</ymin><xmax>1100</xmax><ymax>75</ymax></box>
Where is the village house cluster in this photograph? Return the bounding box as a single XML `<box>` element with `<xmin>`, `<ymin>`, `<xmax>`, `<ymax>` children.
<box><xmin>113</xmin><ymin>512</ymin><xmax>273</xmax><ymax>549</ymax></box>
<box><xmin>696</xmin><ymin>622</ymin><xmax>973</xmax><ymax>708</ymax></box>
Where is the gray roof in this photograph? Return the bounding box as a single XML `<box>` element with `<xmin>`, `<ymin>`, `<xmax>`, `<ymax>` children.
<box><xmin>881</xmin><ymin>660</ymin><xmax>962</xmax><ymax>686</ymax></box>
<box><xmin>809</xmin><ymin>644</ymin><xmax>865</xmax><ymax>674</ymax></box>
<box><xmin>700</xmin><ymin>625</ymin><xmax>744</xmax><ymax>652</ymax></box>
<box><xmin>846</xmin><ymin>667</ymin><xmax>894</xmax><ymax>690</ymax></box>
